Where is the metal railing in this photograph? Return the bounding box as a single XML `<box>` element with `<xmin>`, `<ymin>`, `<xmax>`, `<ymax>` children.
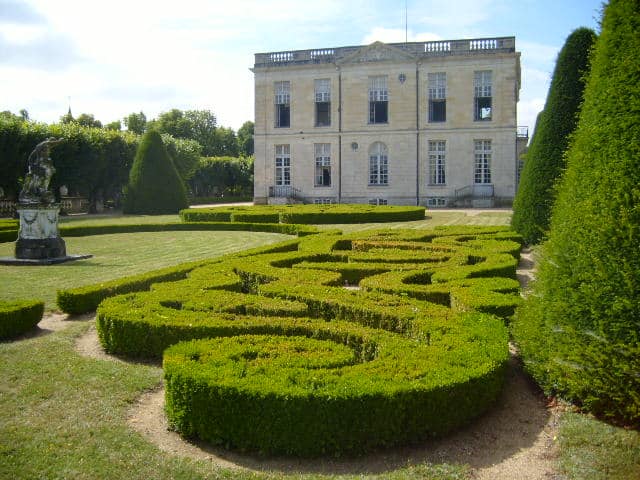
<box><xmin>268</xmin><ymin>185</ymin><xmax>304</xmax><ymax>200</ymax></box>
<box><xmin>517</xmin><ymin>126</ymin><xmax>529</xmax><ymax>138</ymax></box>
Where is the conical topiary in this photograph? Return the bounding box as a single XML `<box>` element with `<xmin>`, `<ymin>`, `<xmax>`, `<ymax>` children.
<box><xmin>511</xmin><ymin>27</ymin><xmax>596</xmax><ymax>244</ymax></box>
<box><xmin>512</xmin><ymin>0</ymin><xmax>640</xmax><ymax>425</ymax></box>
<box><xmin>122</xmin><ymin>130</ymin><xmax>188</xmax><ymax>214</ymax></box>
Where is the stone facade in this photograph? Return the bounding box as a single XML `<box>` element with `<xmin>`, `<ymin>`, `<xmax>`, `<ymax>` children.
<box><xmin>252</xmin><ymin>38</ymin><xmax>524</xmax><ymax>206</ymax></box>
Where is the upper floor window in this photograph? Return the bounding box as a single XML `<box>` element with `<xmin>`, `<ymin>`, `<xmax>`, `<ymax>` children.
<box><xmin>428</xmin><ymin>140</ymin><xmax>446</xmax><ymax>185</ymax></box>
<box><xmin>474</xmin><ymin>71</ymin><xmax>492</xmax><ymax>121</ymax></box>
<box><xmin>275</xmin><ymin>144</ymin><xmax>291</xmax><ymax>185</ymax></box>
<box><xmin>368</xmin><ymin>76</ymin><xmax>388</xmax><ymax>124</ymax></box>
<box><xmin>274</xmin><ymin>81</ymin><xmax>290</xmax><ymax>128</ymax></box>
<box><xmin>314</xmin><ymin>79</ymin><xmax>331</xmax><ymax>127</ymax></box>
<box><xmin>369</xmin><ymin>142</ymin><xmax>388</xmax><ymax>185</ymax></box>
<box><xmin>428</xmin><ymin>73</ymin><xmax>446</xmax><ymax>122</ymax></box>
<box><xmin>474</xmin><ymin>140</ymin><xmax>492</xmax><ymax>184</ymax></box>
<box><xmin>314</xmin><ymin>143</ymin><xmax>331</xmax><ymax>187</ymax></box>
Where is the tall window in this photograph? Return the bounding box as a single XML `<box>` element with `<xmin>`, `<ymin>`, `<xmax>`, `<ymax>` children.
<box><xmin>275</xmin><ymin>81</ymin><xmax>290</xmax><ymax>128</ymax></box>
<box><xmin>474</xmin><ymin>140</ymin><xmax>492</xmax><ymax>184</ymax></box>
<box><xmin>428</xmin><ymin>140</ymin><xmax>446</xmax><ymax>185</ymax></box>
<box><xmin>428</xmin><ymin>73</ymin><xmax>446</xmax><ymax>122</ymax></box>
<box><xmin>474</xmin><ymin>71</ymin><xmax>492</xmax><ymax>121</ymax></box>
<box><xmin>369</xmin><ymin>142</ymin><xmax>388</xmax><ymax>185</ymax></box>
<box><xmin>275</xmin><ymin>144</ymin><xmax>291</xmax><ymax>185</ymax></box>
<box><xmin>368</xmin><ymin>76</ymin><xmax>388</xmax><ymax>124</ymax></box>
<box><xmin>314</xmin><ymin>143</ymin><xmax>331</xmax><ymax>187</ymax></box>
<box><xmin>314</xmin><ymin>79</ymin><xmax>331</xmax><ymax>127</ymax></box>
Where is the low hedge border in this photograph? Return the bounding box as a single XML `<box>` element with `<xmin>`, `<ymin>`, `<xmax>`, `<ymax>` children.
<box><xmin>179</xmin><ymin>204</ymin><xmax>426</xmax><ymax>224</ymax></box>
<box><xmin>94</xmin><ymin>226</ymin><xmax>521</xmax><ymax>456</ymax></box>
<box><xmin>0</xmin><ymin>300</ymin><xmax>44</xmax><ymax>340</ymax></box>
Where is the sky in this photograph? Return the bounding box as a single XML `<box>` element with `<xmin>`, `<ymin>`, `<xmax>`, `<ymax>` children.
<box><xmin>1</xmin><ymin>0</ymin><xmax>603</xmax><ymax>133</ymax></box>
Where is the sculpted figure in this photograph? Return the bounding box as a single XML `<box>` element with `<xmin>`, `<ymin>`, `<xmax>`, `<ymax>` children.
<box><xmin>19</xmin><ymin>137</ymin><xmax>63</xmax><ymax>204</ymax></box>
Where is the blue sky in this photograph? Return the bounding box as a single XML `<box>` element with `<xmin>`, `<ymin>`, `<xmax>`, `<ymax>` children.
<box><xmin>1</xmin><ymin>0</ymin><xmax>603</xmax><ymax>133</ymax></box>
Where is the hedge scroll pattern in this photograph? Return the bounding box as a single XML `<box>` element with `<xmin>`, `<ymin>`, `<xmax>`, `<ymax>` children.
<box><xmin>97</xmin><ymin>226</ymin><xmax>522</xmax><ymax>456</ymax></box>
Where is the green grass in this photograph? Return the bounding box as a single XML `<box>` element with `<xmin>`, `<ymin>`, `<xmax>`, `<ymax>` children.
<box><xmin>2</xmin><ymin>209</ymin><xmax>638</xmax><ymax>479</ymax></box>
<box><xmin>558</xmin><ymin>412</ymin><xmax>640</xmax><ymax>480</ymax></box>
<box><xmin>0</xmin><ymin>231</ymin><xmax>290</xmax><ymax>310</ymax></box>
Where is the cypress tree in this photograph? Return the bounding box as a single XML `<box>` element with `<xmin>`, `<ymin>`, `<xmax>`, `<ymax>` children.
<box><xmin>513</xmin><ymin>0</ymin><xmax>640</xmax><ymax>425</ymax></box>
<box><xmin>122</xmin><ymin>130</ymin><xmax>188</xmax><ymax>214</ymax></box>
<box><xmin>511</xmin><ymin>27</ymin><xmax>596</xmax><ymax>244</ymax></box>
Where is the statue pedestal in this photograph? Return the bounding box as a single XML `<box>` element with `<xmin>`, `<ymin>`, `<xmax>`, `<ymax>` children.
<box><xmin>15</xmin><ymin>205</ymin><xmax>67</xmax><ymax>259</ymax></box>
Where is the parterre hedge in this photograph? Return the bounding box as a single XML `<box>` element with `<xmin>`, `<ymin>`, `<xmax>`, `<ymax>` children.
<box><xmin>92</xmin><ymin>225</ymin><xmax>522</xmax><ymax>456</ymax></box>
<box><xmin>0</xmin><ymin>299</ymin><xmax>44</xmax><ymax>340</ymax></box>
<box><xmin>180</xmin><ymin>204</ymin><xmax>426</xmax><ymax>224</ymax></box>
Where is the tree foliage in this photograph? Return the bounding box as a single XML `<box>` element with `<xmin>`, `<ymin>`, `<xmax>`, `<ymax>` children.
<box><xmin>512</xmin><ymin>0</ymin><xmax>640</xmax><ymax>425</ymax></box>
<box><xmin>188</xmin><ymin>156</ymin><xmax>253</xmax><ymax>197</ymax></box>
<box><xmin>237</xmin><ymin>120</ymin><xmax>254</xmax><ymax>156</ymax></box>
<box><xmin>511</xmin><ymin>27</ymin><xmax>596</xmax><ymax>244</ymax></box>
<box><xmin>122</xmin><ymin>130</ymin><xmax>188</xmax><ymax>214</ymax></box>
<box><xmin>123</xmin><ymin>112</ymin><xmax>147</xmax><ymax>134</ymax></box>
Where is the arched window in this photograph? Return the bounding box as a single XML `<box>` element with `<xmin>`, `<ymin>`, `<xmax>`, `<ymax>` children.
<box><xmin>368</xmin><ymin>142</ymin><xmax>388</xmax><ymax>185</ymax></box>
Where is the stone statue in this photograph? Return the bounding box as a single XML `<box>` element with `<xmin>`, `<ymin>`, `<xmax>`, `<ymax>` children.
<box><xmin>19</xmin><ymin>137</ymin><xmax>64</xmax><ymax>205</ymax></box>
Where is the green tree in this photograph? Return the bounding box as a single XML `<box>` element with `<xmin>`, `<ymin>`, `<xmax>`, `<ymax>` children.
<box><xmin>512</xmin><ymin>0</ymin><xmax>640</xmax><ymax>425</ymax></box>
<box><xmin>237</xmin><ymin>120</ymin><xmax>254</xmax><ymax>156</ymax></box>
<box><xmin>122</xmin><ymin>130</ymin><xmax>188</xmax><ymax>214</ymax></box>
<box><xmin>511</xmin><ymin>27</ymin><xmax>596</xmax><ymax>244</ymax></box>
<box><xmin>76</xmin><ymin>113</ymin><xmax>103</xmax><ymax>128</ymax></box>
<box><xmin>105</xmin><ymin>120</ymin><xmax>122</xmax><ymax>131</ymax></box>
<box><xmin>123</xmin><ymin>111</ymin><xmax>147</xmax><ymax>134</ymax></box>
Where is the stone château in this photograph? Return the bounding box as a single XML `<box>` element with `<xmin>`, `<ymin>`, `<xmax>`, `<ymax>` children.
<box><xmin>252</xmin><ymin>37</ymin><xmax>527</xmax><ymax>207</ymax></box>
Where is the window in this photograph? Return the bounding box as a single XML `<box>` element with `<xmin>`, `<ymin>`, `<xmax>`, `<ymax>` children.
<box><xmin>474</xmin><ymin>140</ymin><xmax>492</xmax><ymax>184</ymax></box>
<box><xmin>368</xmin><ymin>198</ymin><xmax>388</xmax><ymax>205</ymax></box>
<box><xmin>428</xmin><ymin>140</ymin><xmax>446</xmax><ymax>185</ymax></box>
<box><xmin>369</xmin><ymin>142</ymin><xmax>388</xmax><ymax>185</ymax></box>
<box><xmin>314</xmin><ymin>143</ymin><xmax>331</xmax><ymax>187</ymax></box>
<box><xmin>428</xmin><ymin>73</ymin><xmax>446</xmax><ymax>122</ymax></box>
<box><xmin>315</xmin><ymin>79</ymin><xmax>331</xmax><ymax>127</ymax></box>
<box><xmin>368</xmin><ymin>76</ymin><xmax>388</xmax><ymax>124</ymax></box>
<box><xmin>314</xmin><ymin>197</ymin><xmax>334</xmax><ymax>204</ymax></box>
<box><xmin>275</xmin><ymin>81</ymin><xmax>290</xmax><ymax>128</ymax></box>
<box><xmin>275</xmin><ymin>144</ymin><xmax>290</xmax><ymax>185</ymax></box>
<box><xmin>474</xmin><ymin>71</ymin><xmax>492</xmax><ymax>121</ymax></box>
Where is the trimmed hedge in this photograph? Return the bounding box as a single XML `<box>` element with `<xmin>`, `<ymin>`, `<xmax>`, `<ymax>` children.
<box><xmin>180</xmin><ymin>204</ymin><xmax>426</xmax><ymax>224</ymax></box>
<box><xmin>94</xmin><ymin>226</ymin><xmax>521</xmax><ymax>455</ymax></box>
<box><xmin>512</xmin><ymin>0</ymin><xmax>640</xmax><ymax>426</ymax></box>
<box><xmin>511</xmin><ymin>28</ymin><xmax>596</xmax><ymax>244</ymax></box>
<box><xmin>0</xmin><ymin>300</ymin><xmax>44</xmax><ymax>340</ymax></box>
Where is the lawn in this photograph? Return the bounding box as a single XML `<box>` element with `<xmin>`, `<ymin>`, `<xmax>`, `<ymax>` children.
<box><xmin>1</xmin><ymin>209</ymin><xmax>638</xmax><ymax>480</ymax></box>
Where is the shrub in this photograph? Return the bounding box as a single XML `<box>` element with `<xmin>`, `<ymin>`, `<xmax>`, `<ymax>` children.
<box><xmin>511</xmin><ymin>28</ymin><xmax>596</xmax><ymax>244</ymax></box>
<box><xmin>512</xmin><ymin>0</ymin><xmax>640</xmax><ymax>425</ymax></box>
<box><xmin>122</xmin><ymin>130</ymin><xmax>188</xmax><ymax>214</ymax></box>
<box><xmin>0</xmin><ymin>300</ymin><xmax>44</xmax><ymax>340</ymax></box>
<box><xmin>95</xmin><ymin>226</ymin><xmax>520</xmax><ymax>455</ymax></box>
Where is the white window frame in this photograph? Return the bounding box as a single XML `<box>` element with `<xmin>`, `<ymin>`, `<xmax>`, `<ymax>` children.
<box><xmin>428</xmin><ymin>140</ymin><xmax>446</xmax><ymax>185</ymax></box>
<box><xmin>275</xmin><ymin>144</ymin><xmax>291</xmax><ymax>186</ymax></box>
<box><xmin>368</xmin><ymin>142</ymin><xmax>389</xmax><ymax>186</ymax></box>
<box><xmin>428</xmin><ymin>73</ymin><xmax>446</xmax><ymax>122</ymax></box>
<box><xmin>368</xmin><ymin>198</ymin><xmax>388</xmax><ymax>205</ymax></box>
<box><xmin>474</xmin><ymin>140</ymin><xmax>492</xmax><ymax>184</ymax></box>
<box><xmin>274</xmin><ymin>81</ymin><xmax>291</xmax><ymax>128</ymax></box>
<box><xmin>314</xmin><ymin>143</ymin><xmax>331</xmax><ymax>187</ymax></box>
<box><xmin>314</xmin><ymin>79</ymin><xmax>331</xmax><ymax>127</ymax></box>
<box><xmin>368</xmin><ymin>76</ymin><xmax>389</xmax><ymax>124</ymax></box>
<box><xmin>474</xmin><ymin>71</ymin><xmax>492</xmax><ymax>121</ymax></box>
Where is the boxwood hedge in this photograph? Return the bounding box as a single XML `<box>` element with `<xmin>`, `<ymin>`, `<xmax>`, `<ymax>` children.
<box><xmin>180</xmin><ymin>204</ymin><xmax>426</xmax><ymax>224</ymax></box>
<box><xmin>0</xmin><ymin>299</ymin><xmax>44</xmax><ymax>340</ymax></box>
<box><xmin>94</xmin><ymin>226</ymin><xmax>522</xmax><ymax>456</ymax></box>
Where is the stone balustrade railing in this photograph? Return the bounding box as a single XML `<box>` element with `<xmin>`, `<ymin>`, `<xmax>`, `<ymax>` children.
<box><xmin>255</xmin><ymin>37</ymin><xmax>516</xmax><ymax>67</ymax></box>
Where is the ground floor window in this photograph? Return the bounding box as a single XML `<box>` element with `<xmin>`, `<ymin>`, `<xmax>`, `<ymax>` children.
<box><xmin>368</xmin><ymin>198</ymin><xmax>388</xmax><ymax>205</ymax></box>
<box><xmin>275</xmin><ymin>144</ymin><xmax>290</xmax><ymax>186</ymax></box>
<box><xmin>428</xmin><ymin>140</ymin><xmax>446</xmax><ymax>185</ymax></box>
<box><xmin>314</xmin><ymin>143</ymin><xmax>331</xmax><ymax>187</ymax></box>
<box><xmin>474</xmin><ymin>140</ymin><xmax>492</xmax><ymax>184</ymax></box>
<box><xmin>313</xmin><ymin>197</ymin><xmax>334</xmax><ymax>204</ymax></box>
<box><xmin>369</xmin><ymin>142</ymin><xmax>388</xmax><ymax>185</ymax></box>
